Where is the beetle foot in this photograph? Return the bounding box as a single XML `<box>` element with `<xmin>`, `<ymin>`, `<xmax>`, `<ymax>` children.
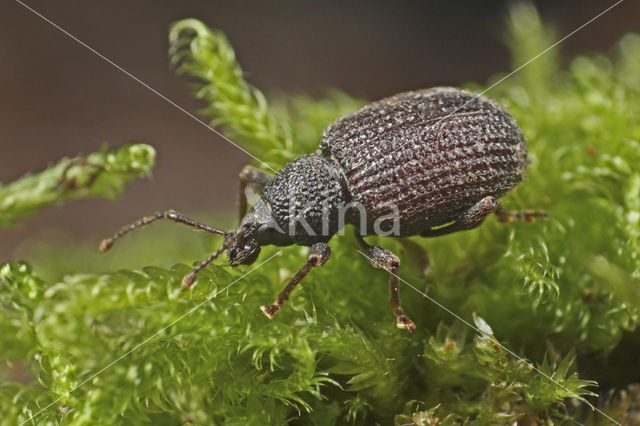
<box><xmin>261</xmin><ymin>303</ymin><xmax>282</xmax><ymax>319</ymax></box>
<box><xmin>396</xmin><ymin>315</ymin><xmax>416</xmax><ymax>333</ymax></box>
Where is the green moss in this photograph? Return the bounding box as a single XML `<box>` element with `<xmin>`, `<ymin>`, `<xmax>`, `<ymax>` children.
<box><xmin>0</xmin><ymin>143</ymin><xmax>155</xmax><ymax>227</ymax></box>
<box><xmin>2</xmin><ymin>4</ymin><xmax>640</xmax><ymax>424</ymax></box>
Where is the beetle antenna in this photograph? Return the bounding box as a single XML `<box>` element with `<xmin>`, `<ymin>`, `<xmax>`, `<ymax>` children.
<box><xmin>99</xmin><ymin>210</ymin><xmax>229</xmax><ymax>252</ymax></box>
<box><xmin>181</xmin><ymin>224</ymin><xmax>251</xmax><ymax>290</ymax></box>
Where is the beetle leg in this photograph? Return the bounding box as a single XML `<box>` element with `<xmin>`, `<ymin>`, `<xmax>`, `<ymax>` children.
<box><xmin>397</xmin><ymin>238</ymin><xmax>431</xmax><ymax>278</ymax></box>
<box><xmin>99</xmin><ymin>210</ymin><xmax>228</xmax><ymax>252</ymax></box>
<box><xmin>261</xmin><ymin>242</ymin><xmax>331</xmax><ymax>319</ymax></box>
<box><xmin>355</xmin><ymin>234</ymin><xmax>415</xmax><ymax>333</ymax></box>
<box><xmin>494</xmin><ymin>202</ymin><xmax>547</xmax><ymax>223</ymax></box>
<box><xmin>420</xmin><ymin>196</ymin><xmax>546</xmax><ymax>238</ymax></box>
<box><xmin>238</xmin><ymin>165</ymin><xmax>273</xmax><ymax>223</ymax></box>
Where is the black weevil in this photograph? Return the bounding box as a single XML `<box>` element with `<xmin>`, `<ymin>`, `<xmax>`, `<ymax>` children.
<box><xmin>100</xmin><ymin>87</ymin><xmax>545</xmax><ymax>332</ymax></box>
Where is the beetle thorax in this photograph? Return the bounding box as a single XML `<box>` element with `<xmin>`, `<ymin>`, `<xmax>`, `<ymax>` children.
<box><xmin>260</xmin><ymin>154</ymin><xmax>349</xmax><ymax>246</ymax></box>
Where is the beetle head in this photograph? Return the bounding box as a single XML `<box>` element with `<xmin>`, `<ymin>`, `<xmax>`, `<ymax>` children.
<box><xmin>227</xmin><ymin>198</ymin><xmax>293</xmax><ymax>266</ymax></box>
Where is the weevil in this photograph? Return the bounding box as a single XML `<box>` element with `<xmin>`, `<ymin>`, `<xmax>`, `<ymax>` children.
<box><xmin>100</xmin><ymin>87</ymin><xmax>545</xmax><ymax>332</ymax></box>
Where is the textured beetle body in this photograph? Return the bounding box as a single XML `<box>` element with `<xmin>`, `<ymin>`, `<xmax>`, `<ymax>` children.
<box><xmin>102</xmin><ymin>87</ymin><xmax>543</xmax><ymax>332</ymax></box>
<box><xmin>320</xmin><ymin>87</ymin><xmax>527</xmax><ymax>236</ymax></box>
<box><xmin>260</xmin><ymin>154</ymin><xmax>347</xmax><ymax>245</ymax></box>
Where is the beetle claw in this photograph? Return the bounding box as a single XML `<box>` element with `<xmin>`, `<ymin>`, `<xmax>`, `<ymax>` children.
<box><xmin>396</xmin><ymin>316</ymin><xmax>416</xmax><ymax>333</ymax></box>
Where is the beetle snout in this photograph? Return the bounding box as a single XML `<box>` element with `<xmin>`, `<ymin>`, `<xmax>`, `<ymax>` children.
<box><xmin>227</xmin><ymin>238</ymin><xmax>261</xmax><ymax>266</ymax></box>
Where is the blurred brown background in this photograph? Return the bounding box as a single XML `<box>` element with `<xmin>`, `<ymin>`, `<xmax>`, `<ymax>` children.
<box><xmin>1</xmin><ymin>0</ymin><xmax>639</xmax><ymax>262</ymax></box>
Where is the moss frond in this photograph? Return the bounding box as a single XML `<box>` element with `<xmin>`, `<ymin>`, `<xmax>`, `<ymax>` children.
<box><xmin>0</xmin><ymin>143</ymin><xmax>155</xmax><ymax>227</ymax></box>
<box><xmin>169</xmin><ymin>19</ymin><xmax>294</xmax><ymax>170</ymax></box>
<box><xmin>168</xmin><ymin>20</ymin><xmax>367</xmax><ymax>170</ymax></box>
